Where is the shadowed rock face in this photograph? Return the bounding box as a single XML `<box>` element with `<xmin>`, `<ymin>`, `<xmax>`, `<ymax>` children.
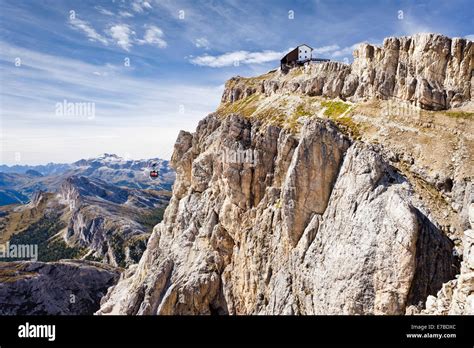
<box><xmin>222</xmin><ymin>34</ymin><xmax>473</xmax><ymax>110</ymax></box>
<box><xmin>0</xmin><ymin>260</ymin><xmax>120</xmax><ymax>315</ymax></box>
<box><xmin>406</xmin><ymin>205</ymin><xmax>474</xmax><ymax>315</ymax></box>
<box><xmin>98</xmin><ymin>113</ymin><xmax>458</xmax><ymax>315</ymax></box>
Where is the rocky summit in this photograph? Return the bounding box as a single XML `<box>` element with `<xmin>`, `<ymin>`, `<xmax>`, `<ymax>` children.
<box><xmin>97</xmin><ymin>34</ymin><xmax>473</xmax><ymax>315</ymax></box>
<box><xmin>222</xmin><ymin>33</ymin><xmax>473</xmax><ymax>111</ymax></box>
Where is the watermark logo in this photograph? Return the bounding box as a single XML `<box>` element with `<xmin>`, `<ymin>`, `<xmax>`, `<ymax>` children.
<box><xmin>18</xmin><ymin>322</ymin><xmax>55</xmax><ymax>342</ymax></box>
<box><xmin>220</xmin><ymin>148</ymin><xmax>258</xmax><ymax>166</ymax></box>
<box><xmin>55</xmin><ymin>99</ymin><xmax>95</xmax><ymax>120</ymax></box>
<box><xmin>382</xmin><ymin>100</ymin><xmax>420</xmax><ymax>117</ymax></box>
<box><xmin>0</xmin><ymin>242</ymin><xmax>38</xmax><ymax>261</ymax></box>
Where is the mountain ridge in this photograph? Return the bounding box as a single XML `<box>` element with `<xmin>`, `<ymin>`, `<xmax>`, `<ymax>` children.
<box><xmin>222</xmin><ymin>33</ymin><xmax>473</xmax><ymax>111</ymax></box>
<box><xmin>0</xmin><ymin>174</ymin><xmax>170</xmax><ymax>267</ymax></box>
<box><xmin>0</xmin><ymin>153</ymin><xmax>175</xmax><ymax>206</ymax></box>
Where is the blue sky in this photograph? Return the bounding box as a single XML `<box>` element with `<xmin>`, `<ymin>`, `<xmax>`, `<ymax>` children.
<box><xmin>0</xmin><ymin>0</ymin><xmax>473</xmax><ymax>165</ymax></box>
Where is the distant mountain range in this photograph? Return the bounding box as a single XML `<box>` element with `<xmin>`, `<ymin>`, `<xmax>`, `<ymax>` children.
<box><xmin>0</xmin><ymin>153</ymin><xmax>175</xmax><ymax>206</ymax></box>
<box><xmin>0</xmin><ymin>154</ymin><xmax>175</xmax><ymax>267</ymax></box>
<box><xmin>0</xmin><ymin>163</ymin><xmax>71</xmax><ymax>176</ymax></box>
<box><xmin>0</xmin><ymin>175</ymin><xmax>170</xmax><ymax>267</ymax></box>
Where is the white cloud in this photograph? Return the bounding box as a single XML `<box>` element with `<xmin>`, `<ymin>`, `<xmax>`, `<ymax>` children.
<box><xmin>106</xmin><ymin>24</ymin><xmax>167</xmax><ymax>51</ymax></box>
<box><xmin>92</xmin><ymin>71</ymin><xmax>109</xmax><ymax>77</ymax></box>
<box><xmin>95</xmin><ymin>6</ymin><xmax>114</xmax><ymax>16</ymax></box>
<box><xmin>108</xmin><ymin>24</ymin><xmax>134</xmax><ymax>51</ymax></box>
<box><xmin>138</xmin><ymin>25</ymin><xmax>167</xmax><ymax>48</ymax></box>
<box><xmin>313</xmin><ymin>44</ymin><xmax>340</xmax><ymax>54</ymax></box>
<box><xmin>465</xmin><ymin>34</ymin><xmax>474</xmax><ymax>41</ymax></box>
<box><xmin>190</xmin><ymin>50</ymin><xmax>285</xmax><ymax>68</ymax></box>
<box><xmin>131</xmin><ymin>0</ymin><xmax>152</xmax><ymax>13</ymax></box>
<box><xmin>69</xmin><ymin>17</ymin><xmax>108</xmax><ymax>45</ymax></box>
<box><xmin>195</xmin><ymin>37</ymin><xmax>210</xmax><ymax>49</ymax></box>
<box><xmin>118</xmin><ymin>11</ymin><xmax>134</xmax><ymax>18</ymax></box>
<box><xmin>330</xmin><ymin>43</ymin><xmax>361</xmax><ymax>57</ymax></box>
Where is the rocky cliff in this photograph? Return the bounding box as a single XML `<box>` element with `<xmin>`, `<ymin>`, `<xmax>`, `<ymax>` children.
<box><xmin>98</xmin><ymin>33</ymin><xmax>472</xmax><ymax>315</ymax></box>
<box><xmin>0</xmin><ymin>260</ymin><xmax>119</xmax><ymax>315</ymax></box>
<box><xmin>60</xmin><ymin>176</ymin><xmax>170</xmax><ymax>267</ymax></box>
<box><xmin>407</xmin><ymin>205</ymin><xmax>474</xmax><ymax>315</ymax></box>
<box><xmin>222</xmin><ymin>33</ymin><xmax>473</xmax><ymax>110</ymax></box>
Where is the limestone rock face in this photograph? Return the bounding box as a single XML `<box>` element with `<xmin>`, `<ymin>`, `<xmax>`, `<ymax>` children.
<box><xmin>281</xmin><ymin>121</ymin><xmax>350</xmax><ymax>246</ymax></box>
<box><xmin>411</xmin><ymin>206</ymin><xmax>474</xmax><ymax>315</ymax></box>
<box><xmin>282</xmin><ymin>144</ymin><xmax>458</xmax><ymax>315</ymax></box>
<box><xmin>222</xmin><ymin>34</ymin><xmax>473</xmax><ymax>110</ymax></box>
<box><xmin>352</xmin><ymin>35</ymin><xmax>472</xmax><ymax>110</ymax></box>
<box><xmin>59</xmin><ymin>175</ymin><xmax>169</xmax><ymax>267</ymax></box>
<box><xmin>98</xmin><ymin>114</ymin><xmax>458</xmax><ymax>315</ymax></box>
<box><xmin>0</xmin><ymin>260</ymin><xmax>119</xmax><ymax>315</ymax></box>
